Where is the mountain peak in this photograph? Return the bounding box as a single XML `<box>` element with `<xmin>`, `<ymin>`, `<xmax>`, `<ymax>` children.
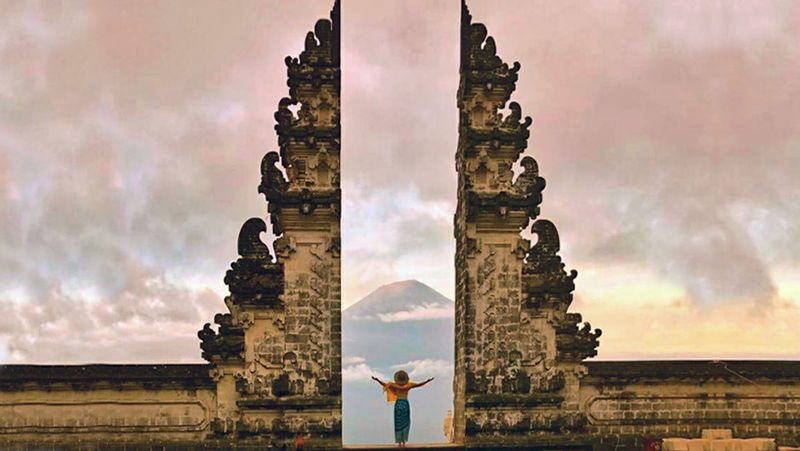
<box><xmin>375</xmin><ymin>279</ymin><xmax>428</xmax><ymax>292</ymax></box>
<box><xmin>343</xmin><ymin>279</ymin><xmax>453</xmax><ymax>320</ymax></box>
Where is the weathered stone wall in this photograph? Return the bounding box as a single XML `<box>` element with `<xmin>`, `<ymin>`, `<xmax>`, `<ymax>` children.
<box><xmin>0</xmin><ymin>364</ymin><xmax>216</xmax><ymax>447</ymax></box>
<box><xmin>581</xmin><ymin>361</ymin><xmax>800</xmax><ymax>449</ymax></box>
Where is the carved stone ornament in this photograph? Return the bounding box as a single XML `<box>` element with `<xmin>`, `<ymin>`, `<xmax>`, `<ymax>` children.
<box><xmin>223</xmin><ymin>218</ymin><xmax>284</xmax><ymax>308</ymax></box>
<box><xmin>198</xmin><ymin>313</ymin><xmax>245</xmax><ymax>364</ymax></box>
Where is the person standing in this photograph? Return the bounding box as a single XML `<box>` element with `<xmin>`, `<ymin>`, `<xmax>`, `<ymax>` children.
<box><xmin>372</xmin><ymin>371</ymin><xmax>434</xmax><ymax>448</ymax></box>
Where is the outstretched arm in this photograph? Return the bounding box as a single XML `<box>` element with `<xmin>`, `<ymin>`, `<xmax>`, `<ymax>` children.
<box><xmin>371</xmin><ymin>376</ymin><xmax>386</xmax><ymax>387</ymax></box>
<box><xmin>411</xmin><ymin>377</ymin><xmax>434</xmax><ymax>388</ymax></box>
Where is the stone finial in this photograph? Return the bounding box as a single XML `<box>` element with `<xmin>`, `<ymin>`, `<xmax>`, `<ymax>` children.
<box><xmin>258</xmin><ymin>152</ymin><xmax>288</xmax><ymax>199</ymax></box>
<box><xmin>237</xmin><ymin>218</ymin><xmax>272</xmax><ymax>261</ymax></box>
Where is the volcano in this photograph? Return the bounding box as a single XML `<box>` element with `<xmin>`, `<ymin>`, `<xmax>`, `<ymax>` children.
<box><xmin>342</xmin><ymin>280</ymin><xmax>455</xmax><ymax>445</ymax></box>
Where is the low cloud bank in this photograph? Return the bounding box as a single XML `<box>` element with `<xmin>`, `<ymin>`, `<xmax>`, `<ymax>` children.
<box><xmin>343</xmin><ymin>361</ymin><xmax>386</xmax><ymax>382</ymax></box>
<box><xmin>377</xmin><ymin>303</ymin><xmax>454</xmax><ymax>322</ymax></box>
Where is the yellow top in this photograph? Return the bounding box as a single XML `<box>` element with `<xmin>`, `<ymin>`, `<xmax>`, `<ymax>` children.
<box><xmin>382</xmin><ymin>381</ymin><xmax>416</xmax><ymax>403</ymax></box>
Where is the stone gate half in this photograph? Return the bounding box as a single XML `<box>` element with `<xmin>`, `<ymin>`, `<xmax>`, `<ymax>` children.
<box><xmin>454</xmin><ymin>1</ymin><xmax>601</xmax><ymax>446</ymax></box>
<box><xmin>198</xmin><ymin>0</ymin><xmax>343</xmax><ymax>447</ymax></box>
<box><xmin>0</xmin><ymin>4</ymin><xmax>346</xmax><ymax>448</ymax></box>
<box><xmin>453</xmin><ymin>2</ymin><xmax>800</xmax><ymax>449</ymax></box>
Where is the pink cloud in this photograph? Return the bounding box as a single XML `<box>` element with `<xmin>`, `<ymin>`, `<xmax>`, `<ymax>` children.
<box><xmin>1</xmin><ymin>0</ymin><xmax>799</xmax><ymax>363</ymax></box>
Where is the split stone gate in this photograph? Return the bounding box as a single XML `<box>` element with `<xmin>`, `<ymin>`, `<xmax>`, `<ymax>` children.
<box><xmin>1</xmin><ymin>1</ymin><xmax>799</xmax><ymax>449</ymax></box>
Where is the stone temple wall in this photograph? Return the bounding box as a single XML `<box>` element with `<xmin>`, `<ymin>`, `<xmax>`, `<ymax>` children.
<box><xmin>581</xmin><ymin>361</ymin><xmax>800</xmax><ymax>449</ymax></box>
<box><xmin>0</xmin><ymin>365</ymin><xmax>216</xmax><ymax>448</ymax></box>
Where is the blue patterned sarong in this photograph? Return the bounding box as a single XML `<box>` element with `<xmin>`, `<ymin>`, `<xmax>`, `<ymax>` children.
<box><xmin>394</xmin><ymin>398</ymin><xmax>411</xmax><ymax>443</ymax></box>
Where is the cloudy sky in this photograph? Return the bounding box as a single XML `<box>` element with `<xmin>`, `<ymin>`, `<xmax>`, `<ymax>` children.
<box><xmin>1</xmin><ymin>0</ymin><xmax>799</xmax><ymax>363</ymax></box>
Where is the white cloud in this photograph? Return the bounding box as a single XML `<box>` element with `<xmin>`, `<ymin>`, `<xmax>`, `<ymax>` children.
<box><xmin>343</xmin><ymin>356</ymin><xmax>366</xmax><ymax>365</ymax></box>
<box><xmin>0</xmin><ymin>269</ymin><xmax>221</xmax><ymax>363</ymax></box>
<box><xmin>392</xmin><ymin>359</ymin><xmax>453</xmax><ymax>379</ymax></box>
<box><xmin>377</xmin><ymin>302</ymin><xmax>454</xmax><ymax>322</ymax></box>
<box><xmin>343</xmin><ymin>362</ymin><xmax>386</xmax><ymax>382</ymax></box>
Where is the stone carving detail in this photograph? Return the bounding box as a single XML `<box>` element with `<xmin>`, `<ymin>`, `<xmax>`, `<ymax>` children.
<box><xmin>237</xmin><ymin>217</ymin><xmax>272</xmax><ymax>260</ymax></box>
<box><xmin>198</xmin><ymin>313</ymin><xmax>245</xmax><ymax>363</ymax></box>
<box><xmin>461</xmin><ymin>13</ymin><xmax>520</xmax><ymax>78</ymax></box>
<box><xmin>259</xmin><ymin>152</ymin><xmax>288</xmax><ymax>236</ymax></box>
<box><xmin>501</xmin><ymin>102</ymin><xmax>532</xmax><ymax>131</ymax></box>
<box><xmin>308</xmin><ymin>146</ymin><xmax>339</xmax><ymax>188</ymax></box>
<box><xmin>513</xmin><ymin>156</ymin><xmax>545</xmax><ymax>200</ymax></box>
<box><xmin>555</xmin><ymin>312</ymin><xmax>602</xmax><ymax>361</ymax></box>
<box><xmin>455</xmin><ymin>0</ymin><xmax>600</xmax><ymax>444</ymax></box>
<box><xmin>522</xmin><ymin>220</ymin><xmax>601</xmax><ymax>361</ymax></box>
<box><xmin>259</xmin><ymin>152</ymin><xmax>288</xmax><ymax>199</ymax></box>
<box><xmin>222</xmin><ymin>218</ymin><xmax>284</xmax><ymax>308</ymax></box>
<box><xmin>524</xmin><ymin>220</ymin><xmax>577</xmax><ymax>299</ymax></box>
